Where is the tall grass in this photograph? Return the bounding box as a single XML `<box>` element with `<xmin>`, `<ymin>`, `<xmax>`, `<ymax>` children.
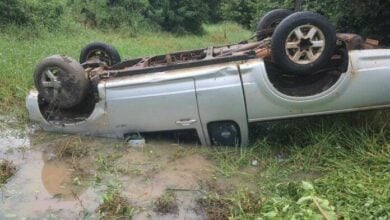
<box><xmin>0</xmin><ymin>22</ymin><xmax>251</xmax><ymax>119</ymax></box>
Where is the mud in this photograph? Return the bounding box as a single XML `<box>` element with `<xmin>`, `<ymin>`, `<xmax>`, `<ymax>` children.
<box><xmin>0</xmin><ymin>120</ymin><xmax>257</xmax><ymax>219</ymax></box>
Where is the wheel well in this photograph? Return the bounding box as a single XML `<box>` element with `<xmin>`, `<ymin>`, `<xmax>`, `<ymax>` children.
<box><xmin>207</xmin><ymin>120</ymin><xmax>241</xmax><ymax>147</ymax></box>
<box><xmin>265</xmin><ymin>43</ymin><xmax>349</xmax><ymax>97</ymax></box>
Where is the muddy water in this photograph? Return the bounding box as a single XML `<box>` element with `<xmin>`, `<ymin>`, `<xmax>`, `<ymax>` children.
<box><xmin>0</xmin><ymin>122</ymin><xmax>222</xmax><ymax>219</ymax></box>
<box><xmin>0</xmin><ymin>116</ymin><xmax>261</xmax><ymax>219</ymax></box>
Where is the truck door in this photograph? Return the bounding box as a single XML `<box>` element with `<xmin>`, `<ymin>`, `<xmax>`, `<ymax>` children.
<box><xmin>194</xmin><ymin>64</ymin><xmax>249</xmax><ymax>146</ymax></box>
<box><xmin>105</xmin><ymin>77</ymin><xmax>207</xmax><ymax>145</ymax></box>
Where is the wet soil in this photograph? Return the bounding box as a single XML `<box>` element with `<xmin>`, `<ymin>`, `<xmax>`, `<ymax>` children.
<box><xmin>0</xmin><ymin>120</ymin><xmax>258</xmax><ymax>219</ymax></box>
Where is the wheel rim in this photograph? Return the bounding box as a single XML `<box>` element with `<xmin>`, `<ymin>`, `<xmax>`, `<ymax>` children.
<box><xmin>285</xmin><ymin>24</ymin><xmax>326</xmax><ymax>65</ymax></box>
<box><xmin>40</xmin><ymin>67</ymin><xmax>63</xmax><ymax>101</ymax></box>
<box><xmin>86</xmin><ymin>49</ymin><xmax>112</xmax><ymax>65</ymax></box>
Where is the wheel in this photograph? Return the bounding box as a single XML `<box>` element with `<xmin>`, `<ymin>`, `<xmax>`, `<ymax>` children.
<box><xmin>271</xmin><ymin>11</ymin><xmax>336</xmax><ymax>75</ymax></box>
<box><xmin>256</xmin><ymin>9</ymin><xmax>293</xmax><ymax>41</ymax></box>
<box><xmin>79</xmin><ymin>42</ymin><xmax>121</xmax><ymax>66</ymax></box>
<box><xmin>34</xmin><ymin>55</ymin><xmax>89</xmax><ymax>109</ymax></box>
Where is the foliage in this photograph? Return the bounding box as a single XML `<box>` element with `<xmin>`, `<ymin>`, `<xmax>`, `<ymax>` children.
<box><xmin>154</xmin><ymin>191</ymin><xmax>178</xmax><ymax>214</ymax></box>
<box><xmin>0</xmin><ymin>0</ymin><xmax>28</xmax><ymax>25</ymax></box>
<box><xmin>220</xmin><ymin>0</ymin><xmax>257</xmax><ymax>29</ymax></box>
<box><xmin>72</xmin><ymin>0</ymin><xmax>152</xmax><ymax>34</ymax></box>
<box><xmin>148</xmin><ymin>0</ymin><xmax>209</xmax><ymax>34</ymax></box>
<box><xmin>0</xmin><ymin>160</ymin><xmax>16</xmax><ymax>185</ymax></box>
<box><xmin>219</xmin><ymin>0</ymin><xmax>389</xmax><ymax>44</ymax></box>
<box><xmin>219</xmin><ymin>0</ymin><xmax>294</xmax><ymax>29</ymax></box>
<box><xmin>260</xmin><ymin>181</ymin><xmax>337</xmax><ymax>219</ymax></box>
<box><xmin>201</xmin><ymin>111</ymin><xmax>390</xmax><ymax>219</ymax></box>
<box><xmin>98</xmin><ymin>183</ymin><xmax>135</xmax><ymax>218</ymax></box>
<box><xmin>72</xmin><ymin>0</ymin><xmax>209</xmax><ymax>34</ymax></box>
<box><xmin>0</xmin><ymin>0</ymin><xmax>64</xmax><ymax>30</ymax></box>
<box><xmin>304</xmin><ymin>0</ymin><xmax>390</xmax><ymax>45</ymax></box>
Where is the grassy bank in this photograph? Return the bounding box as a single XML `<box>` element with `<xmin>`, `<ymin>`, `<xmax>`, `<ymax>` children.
<box><xmin>0</xmin><ymin>23</ymin><xmax>251</xmax><ymax>119</ymax></box>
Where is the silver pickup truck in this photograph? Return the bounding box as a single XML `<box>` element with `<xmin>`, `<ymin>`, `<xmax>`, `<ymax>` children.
<box><xmin>26</xmin><ymin>11</ymin><xmax>390</xmax><ymax>146</ymax></box>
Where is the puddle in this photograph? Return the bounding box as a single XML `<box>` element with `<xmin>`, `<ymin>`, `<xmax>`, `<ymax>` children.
<box><xmin>0</xmin><ymin>124</ymin><xmax>213</xmax><ymax>219</ymax></box>
<box><xmin>0</xmin><ymin>122</ymin><xmax>257</xmax><ymax>219</ymax></box>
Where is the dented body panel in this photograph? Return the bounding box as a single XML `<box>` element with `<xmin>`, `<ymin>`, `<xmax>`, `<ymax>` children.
<box><xmin>27</xmin><ymin>49</ymin><xmax>390</xmax><ymax>146</ymax></box>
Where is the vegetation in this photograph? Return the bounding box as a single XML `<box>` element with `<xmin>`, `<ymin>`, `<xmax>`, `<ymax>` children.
<box><xmin>98</xmin><ymin>183</ymin><xmax>135</xmax><ymax>219</ymax></box>
<box><xmin>0</xmin><ymin>160</ymin><xmax>16</xmax><ymax>185</ymax></box>
<box><xmin>154</xmin><ymin>191</ymin><xmax>179</xmax><ymax>214</ymax></box>
<box><xmin>1</xmin><ymin>0</ymin><xmax>388</xmax><ymax>42</ymax></box>
<box><xmin>0</xmin><ymin>0</ymin><xmax>64</xmax><ymax>30</ymax></box>
<box><xmin>199</xmin><ymin>112</ymin><xmax>390</xmax><ymax>219</ymax></box>
<box><xmin>303</xmin><ymin>0</ymin><xmax>390</xmax><ymax>45</ymax></box>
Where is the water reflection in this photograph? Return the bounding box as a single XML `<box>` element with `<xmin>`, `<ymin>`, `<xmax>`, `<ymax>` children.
<box><xmin>0</xmin><ymin>131</ymin><xmax>97</xmax><ymax>219</ymax></box>
<box><xmin>41</xmin><ymin>157</ymin><xmax>88</xmax><ymax>201</ymax></box>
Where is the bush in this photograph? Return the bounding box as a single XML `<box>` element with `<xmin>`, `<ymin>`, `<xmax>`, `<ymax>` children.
<box><xmin>148</xmin><ymin>0</ymin><xmax>209</xmax><ymax>34</ymax></box>
<box><xmin>220</xmin><ymin>0</ymin><xmax>257</xmax><ymax>29</ymax></box>
<box><xmin>219</xmin><ymin>0</ymin><xmax>294</xmax><ymax>29</ymax></box>
<box><xmin>74</xmin><ymin>0</ymin><xmax>152</xmax><ymax>32</ymax></box>
<box><xmin>0</xmin><ymin>0</ymin><xmax>64</xmax><ymax>30</ymax></box>
<box><xmin>0</xmin><ymin>0</ymin><xmax>29</xmax><ymax>25</ymax></box>
<box><xmin>304</xmin><ymin>0</ymin><xmax>390</xmax><ymax>45</ymax></box>
<box><xmin>220</xmin><ymin>0</ymin><xmax>389</xmax><ymax>45</ymax></box>
<box><xmin>74</xmin><ymin>0</ymin><xmax>209</xmax><ymax>34</ymax></box>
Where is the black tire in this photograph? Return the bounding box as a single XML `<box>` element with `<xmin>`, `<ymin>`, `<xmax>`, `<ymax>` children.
<box><xmin>271</xmin><ymin>11</ymin><xmax>336</xmax><ymax>75</ymax></box>
<box><xmin>34</xmin><ymin>55</ymin><xmax>89</xmax><ymax>109</ymax></box>
<box><xmin>79</xmin><ymin>42</ymin><xmax>121</xmax><ymax>66</ymax></box>
<box><xmin>256</xmin><ymin>9</ymin><xmax>293</xmax><ymax>41</ymax></box>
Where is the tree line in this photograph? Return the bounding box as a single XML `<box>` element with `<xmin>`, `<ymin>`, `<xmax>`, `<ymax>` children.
<box><xmin>0</xmin><ymin>0</ymin><xmax>388</xmax><ymax>44</ymax></box>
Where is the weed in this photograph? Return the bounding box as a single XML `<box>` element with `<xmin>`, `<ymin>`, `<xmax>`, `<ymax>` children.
<box><xmin>199</xmin><ymin>111</ymin><xmax>390</xmax><ymax>219</ymax></box>
<box><xmin>97</xmin><ymin>183</ymin><xmax>135</xmax><ymax>219</ymax></box>
<box><xmin>154</xmin><ymin>191</ymin><xmax>178</xmax><ymax>214</ymax></box>
<box><xmin>54</xmin><ymin>137</ymin><xmax>88</xmax><ymax>159</ymax></box>
<box><xmin>0</xmin><ymin>160</ymin><xmax>16</xmax><ymax>185</ymax></box>
<box><xmin>198</xmin><ymin>194</ymin><xmax>231</xmax><ymax>220</ymax></box>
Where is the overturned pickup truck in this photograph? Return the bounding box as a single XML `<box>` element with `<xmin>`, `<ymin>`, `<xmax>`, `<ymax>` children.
<box><xmin>27</xmin><ymin>11</ymin><xmax>390</xmax><ymax>146</ymax></box>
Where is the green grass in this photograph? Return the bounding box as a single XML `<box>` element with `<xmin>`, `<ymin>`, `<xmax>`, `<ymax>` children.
<box><xmin>200</xmin><ymin>112</ymin><xmax>390</xmax><ymax>219</ymax></box>
<box><xmin>0</xmin><ymin>22</ymin><xmax>251</xmax><ymax>119</ymax></box>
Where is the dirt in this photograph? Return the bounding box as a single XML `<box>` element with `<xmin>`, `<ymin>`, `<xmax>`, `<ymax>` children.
<box><xmin>0</xmin><ymin>122</ymin><xmax>211</xmax><ymax>219</ymax></box>
<box><xmin>0</xmin><ymin>119</ymin><xmax>258</xmax><ymax>219</ymax></box>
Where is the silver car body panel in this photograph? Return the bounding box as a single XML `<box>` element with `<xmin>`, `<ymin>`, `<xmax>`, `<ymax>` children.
<box><xmin>26</xmin><ymin>49</ymin><xmax>390</xmax><ymax>146</ymax></box>
<box><xmin>242</xmin><ymin>49</ymin><xmax>390</xmax><ymax>122</ymax></box>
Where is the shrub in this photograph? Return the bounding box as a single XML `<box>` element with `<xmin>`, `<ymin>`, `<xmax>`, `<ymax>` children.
<box><xmin>219</xmin><ymin>0</ymin><xmax>294</xmax><ymax>29</ymax></box>
<box><xmin>304</xmin><ymin>0</ymin><xmax>390</xmax><ymax>45</ymax></box>
<box><xmin>74</xmin><ymin>0</ymin><xmax>209</xmax><ymax>34</ymax></box>
<box><xmin>220</xmin><ymin>0</ymin><xmax>257</xmax><ymax>29</ymax></box>
<box><xmin>0</xmin><ymin>0</ymin><xmax>64</xmax><ymax>30</ymax></box>
<box><xmin>148</xmin><ymin>0</ymin><xmax>209</xmax><ymax>34</ymax></box>
<box><xmin>0</xmin><ymin>0</ymin><xmax>29</xmax><ymax>25</ymax></box>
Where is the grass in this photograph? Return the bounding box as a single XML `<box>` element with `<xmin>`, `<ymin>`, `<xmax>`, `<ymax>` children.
<box><xmin>199</xmin><ymin>111</ymin><xmax>390</xmax><ymax>219</ymax></box>
<box><xmin>0</xmin><ymin>22</ymin><xmax>251</xmax><ymax>119</ymax></box>
<box><xmin>154</xmin><ymin>191</ymin><xmax>179</xmax><ymax>214</ymax></box>
<box><xmin>0</xmin><ymin>160</ymin><xmax>16</xmax><ymax>185</ymax></box>
<box><xmin>97</xmin><ymin>183</ymin><xmax>135</xmax><ymax>219</ymax></box>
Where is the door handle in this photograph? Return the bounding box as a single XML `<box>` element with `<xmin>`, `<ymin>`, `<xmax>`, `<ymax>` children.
<box><xmin>175</xmin><ymin>119</ymin><xmax>197</xmax><ymax>126</ymax></box>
